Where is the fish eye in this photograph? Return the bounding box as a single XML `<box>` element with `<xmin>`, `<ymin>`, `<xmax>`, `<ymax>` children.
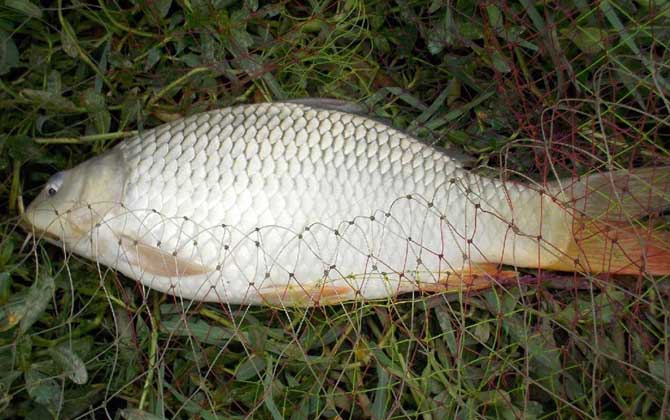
<box><xmin>45</xmin><ymin>172</ymin><xmax>65</xmax><ymax>197</ymax></box>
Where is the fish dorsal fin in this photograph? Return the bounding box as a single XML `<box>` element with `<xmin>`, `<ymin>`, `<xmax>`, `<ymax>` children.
<box><xmin>119</xmin><ymin>235</ymin><xmax>211</xmax><ymax>278</ymax></box>
<box><xmin>281</xmin><ymin>98</ymin><xmax>368</xmax><ymax>116</ymax></box>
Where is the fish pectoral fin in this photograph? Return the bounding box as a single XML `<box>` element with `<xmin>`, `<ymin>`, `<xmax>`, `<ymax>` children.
<box><xmin>256</xmin><ymin>282</ymin><xmax>358</xmax><ymax>307</ymax></box>
<box><xmin>119</xmin><ymin>235</ymin><xmax>212</xmax><ymax>278</ymax></box>
<box><xmin>435</xmin><ymin>264</ymin><xmax>518</xmax><ymax>292</ymax></box>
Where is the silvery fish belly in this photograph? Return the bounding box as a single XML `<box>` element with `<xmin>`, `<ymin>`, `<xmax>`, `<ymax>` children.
<box><xmin>26</xmin><ymin>101</ymin><xmax>581</xmax><ymax>305</ymax></box>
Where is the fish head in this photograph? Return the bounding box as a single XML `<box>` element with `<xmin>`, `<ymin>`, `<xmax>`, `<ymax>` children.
<box><xmin>22</xmin><ymin>149</ymin><xmax>127</xmax><ymax>249</ymax></box>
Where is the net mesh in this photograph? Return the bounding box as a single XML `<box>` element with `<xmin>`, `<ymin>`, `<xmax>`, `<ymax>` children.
<box><xmin>1</xmin><ymin>1</ymin><xmax>670</xmax><ymax>419</ymax></box>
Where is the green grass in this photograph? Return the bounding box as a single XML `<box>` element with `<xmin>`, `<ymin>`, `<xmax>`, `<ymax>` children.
<box><xmin>1</xmin><ymin>0</ymin><xmax>670</xmax><ymax>418</ymax></box>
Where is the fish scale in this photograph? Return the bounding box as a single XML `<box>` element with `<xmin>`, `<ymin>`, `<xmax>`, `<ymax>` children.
<box><xmin>120</xmin><ymin>102</ymin><xmax>524</xmax><ymax>300</ymax></box>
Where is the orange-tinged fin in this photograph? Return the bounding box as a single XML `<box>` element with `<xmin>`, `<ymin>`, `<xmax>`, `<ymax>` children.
<box><xmin>546</xmin><ymin>167</ymin><xmax>670</xmax><ymax>275</ymax></box>
<box><xmin>120</xmin><ymin>235</ymin><xmax>212</xmax><ymax>278</ymax></box>
<box><xmin>257</xmin><ymin>265</ymin><xmax>519</xmax><ymax>306</ymax></box>
<box><xmin>545</xmin><ymin>219</ymin><xmax>670</xmax><ymax>275</ymax></box>
<box><xmin>425</xmin><ymin>264</ymin><xmax>518</xmax><ymax>293</ymax></box>
<box><xmin>257</xmin><ymin>283</ymin><xmax>358</xmax><ymax>307</ymax></box>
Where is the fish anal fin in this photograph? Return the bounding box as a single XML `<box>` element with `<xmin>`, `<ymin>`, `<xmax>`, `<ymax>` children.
<box><xmin>257</xmin><ymin>265</ymin><xmax>518</xmax><ymax>306</ymax></box>
<box><xmin>429</xmin><ymin>264</ymin><xmax>518</xmax><ymax>293</ymax></box>
<box><xmin>120</xmin><ymin>235</ymin><xmax>212</xmax><ymax>278</ymax></box>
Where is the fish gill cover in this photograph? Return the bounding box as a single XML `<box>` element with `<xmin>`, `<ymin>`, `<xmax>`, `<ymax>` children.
<box><xmin>1</xmin><ymin>0</ymin><xmax>670</xmax><ymax>419</ymax></box>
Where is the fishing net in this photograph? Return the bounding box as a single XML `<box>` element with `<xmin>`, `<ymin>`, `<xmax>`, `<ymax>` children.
<box><xmin>1</xmin><ymin>1</ymin><xmax>670</xmax><ymax>419</ymax></box>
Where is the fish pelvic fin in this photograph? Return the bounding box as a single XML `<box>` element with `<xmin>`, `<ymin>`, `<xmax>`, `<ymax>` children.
<box><xmin>256</xmin><ymin>283</ymin><xmax>359</xmax><ymax>307</ymax></box>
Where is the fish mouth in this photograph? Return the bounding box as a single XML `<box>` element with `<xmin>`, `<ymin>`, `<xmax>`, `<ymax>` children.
<box><xmin>19</xmin><ymin>215</ymin><xmax>62</xmax><ymax>242</ymax></box>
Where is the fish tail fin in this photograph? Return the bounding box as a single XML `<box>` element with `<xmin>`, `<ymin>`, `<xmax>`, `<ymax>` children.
<box><xmin>546</xmin><ymin>167</ymin><xmax>670</xmax><ymax>275</ymax></box>
<box><xmin>550</xmin><ymin>166</ymin><xmax>670</xmax><ymax>221</ymax></box>
<box><xmin>546</xmin><ymin>218</ymin><xmax>670</xmax><ymax>275</ymax></box>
